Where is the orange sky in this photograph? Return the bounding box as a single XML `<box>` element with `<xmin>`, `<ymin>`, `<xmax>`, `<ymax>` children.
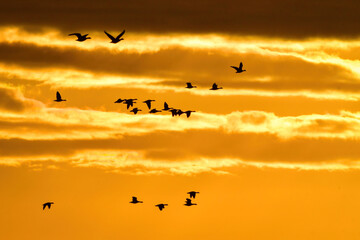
<box><xmin>1</xmin><ymin>1</ymin><xmax>360</xmax><ymax>239</ymax></box>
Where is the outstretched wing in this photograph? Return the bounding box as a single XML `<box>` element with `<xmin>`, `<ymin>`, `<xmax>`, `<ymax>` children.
<box><xmin>104</xmin><ymin>31</ymin><xmax>116</xmax><ymax>41</ymax></box>
<box><xmin>132</xmin><ymin>197</ymin><xmax>137</xmax><ymax>202</ymax></box>
<box><xmin>186</xmin><ymin>82</ymin><xmax>192</xmax><ymax>88</ymax></box>
<box><xmin>43</xmin><ymin>204</ymin><xmax>46</xmax><ymax>210</ymax></box>
<box><xmin>230</xmin><ymin>66</ymin><xmax>238</xmax><ymax>70</ymax></box>
<box><xmin>164</xmin><ymin>102</ymin><xmax>168</xmax><ymax>109</ymax></box>
<box><xmin>186</xmin><ymin>198</ymin><xmax>192</xmax><ymax>204</ymax></box>
<box><xmin>56</xmin><ymin>91</ymin><xmax>62</xmax><ymax>101</ymax></box>
<box><xmin>145</xmin><ymin>101</ymin><xmax>151</xmax><ymax>109</ymax></box>
<box><xmin>186</xmin><ymin>111</ymin><xmax>191</xmax><ymax>118</ymax></box>
<box><xmin>116</xmin><ymin>30</ymin><xmax>126</xmax><ymax>40</ymax></box>
<box><xmin>212</xmin><ymin>83</ymin><xmax>217</xmax><ymax>89</ymax></box>
<box><xmin>239</xmin><ymin>62</ymin><xmax>243</xmax><ymax>70</ymax></box>
<box><xmin>68</xmin><ymin>33</ymin><xmax>82</xmax><ymax>37</ymax></box>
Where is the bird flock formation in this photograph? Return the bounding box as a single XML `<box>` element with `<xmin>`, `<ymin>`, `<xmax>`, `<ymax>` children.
<box><xmin>48</xmin><ymin>29</ymin><xmax>246</xmax><ymax>211</ymax></box>
<box><xmin>59</xmin><ymin>30</ymin><xmax>247</xmax><ymax>118</ymax></box>
<box><xmin>43</xmin><ymin>191</ymin><xmax>199</xmax><ymax>211</ymax></box>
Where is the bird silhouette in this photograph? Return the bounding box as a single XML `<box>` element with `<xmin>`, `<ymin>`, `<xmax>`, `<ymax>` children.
<box><xmin>149</xmin><ymin>109</ymin><xmax>161</xmax><ymax>114</ymax></box>
<box><xmin>155</xmin><ymin>204</ymin><xmax>168</xmax><ymax>211</ymax></box>
<box><xmin>162</xmin><ymin>102</ymin><xmax>172</xmax><ymax>111</ymax></box>
<box><xmin>184</xmin><ymin>198</ymin><xmax>197</xmax><ymax>206</ymax></box>
<box><xmin>114</xmin><ymin>98</ymin><xmax>125</xmax><ymax>103</ymax></box>
<box><xmin>130</xmin><ymin>197</ymin><xmax>143</xmax><ymax>204</ymax></box>
<box><xmin>54</xmin><ymin>91</ymin><xmax>66</xmax><ymax>102</ymax></box>
<box><xmin>68</xmin><ymin>33</ymin><xmax>91</xmax><ymax>42</ymax></box>
<box><xmin>104</xmin><ymin>30</ymin><xmax>126</xmax><ymax>43</ymax></box>
<box><xmin>187</xmin><ymin>191</ymin><xmax>199</xmax><ymax>198</ymax></box>
<box><xmin>43</xmin><ymin>202</ymin><xmax>54</xmax><ymax>210</ymax></box>
<box><xmin>177</xmin><ymin>109</ymin><xmax>185</xmax><ymax>116</ymax></box>
<box><xmin>130</xmin><ymin>108</ymin><xmax>142</xmax><ymax>114</ymax></box>
<box><xmin>209</xmin><ymin>83</ymin><xmax>223</xmax><ymax>90</ymax></box>
<box><xmin>186</xmin><ymin>82</ymin><xmax>197</xmax><ymax>89</ymax></box>
<box><xmin>170</xmin><ymin>109</ymin><xmax>178</xmax><ymax>117</ymax></box>
<box><xmin>143</xmin><ymin>100</ymin><xmax>155</xmax><ymax>109</ymax></box>
<box><xmin>231</xmin><ymin>62</ymin><xmax>246</xmax><ymax>73</ymax></box>
<box><xmin>185</xmin><ymin>110</ymin><xmax>196</xmax><ymax>118</ymax></box>
<box><xmin>123</xmin><ymin>99</ymin><xmax>137</xmax><ymax>109</ymax></box>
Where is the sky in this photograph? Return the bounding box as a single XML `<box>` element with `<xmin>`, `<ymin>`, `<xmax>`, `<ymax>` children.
<box><xmin>1</xmin><ymin>1</ymin><xmax>360</xmax><ymax>239</ymax></box>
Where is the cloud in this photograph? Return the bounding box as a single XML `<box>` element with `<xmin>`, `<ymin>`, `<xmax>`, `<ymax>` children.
<box><xmin>0</xmin><ymin>85</ymin><xmax>44</xmax><ymax>112</ymax></box>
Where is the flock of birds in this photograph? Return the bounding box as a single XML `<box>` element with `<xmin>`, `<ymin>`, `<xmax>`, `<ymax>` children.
<box><xmin>48</xmin><ymin>29</ymin><xmax>246</xmax><ymax>212</ymax></box>
<box><xmin>43</xmin><ymin>191</ymin><xmax>199</xmax><ymax>211</ymax></box>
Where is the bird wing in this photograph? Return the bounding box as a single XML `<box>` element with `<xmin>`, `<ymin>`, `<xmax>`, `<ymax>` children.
<box><xmin>164</xmin><ymin>102</ymin><xmax>168</xmax><ymax>109</ymax></box>
<box><xmin>145</xmin><ymin>101</ymin><xmax>151</xmax><ymax>109</ymax></box>
<box><xmin>186</xmin><ymin>198</ymin><xmax>191</xmax><ymax>204</ymax></box>
<box><xmin>116</xmin><ymin>30</ymin><xmax>126</xmax><ymax>39</ymax></box>
<box><xmin>126</xmin><ymin>102</ymin><xmax>131</xmax><ymax>109</ymax></box>
<box><xmin>186</xmin><ymin>82</ymin><xmax>192</xmax><ymax>87</ymax></box>
<box><xmin>68</xmin><ymin>33</ymin><xmax>82</xmax><ymax>37</ymax></box>
<box><xmin>186</xmin><ymin>111</ymin><xmax>191</xmax><ymax>118</ymax></box>
<box><xmin>104</xmin><ymin>31</ymin><xmax>116</xmax><ymax>41</ymax></box>
<box><xmin>230</xmin><ymin>66</ymin><xmax>238</xmax><ymax>70</ymax></box>
<box><xmin>240</xmin><ymin>62</ymin><xmax>243</xmax><ymax>70</ymax></box>
<box><xmin>48</xmin><ymin>204</ymin><xmax>51</xmax><ymax>209</ymax></box>
<box><xmin>212</xmin><ymin>83</ymin><xmax>217</xmax><ymax>88</ymax></box>
<box><xmin>43</xmin><ymin>204</ymin><xmax>46</xmax><ymax>210</ymax></box>
<box><xmin>132</xmin><ymin>197</ymin><xmax>137</xmax><ymax>201</ymax></box>
<box><xmin>56</xmin><ymin>91</ymin><xmax>61</xmax><ymax>100</ymax></box>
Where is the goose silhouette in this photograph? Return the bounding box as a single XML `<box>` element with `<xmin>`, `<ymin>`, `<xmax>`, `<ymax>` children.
<box><xmin>104</xmin><ymin>30</ymin><xmax>125</xmax><ymax>43</ymax></box>
<box><xmin>130</xmin><ymin>197</ymin><xmax>143</xmax><ymax>204</ymax></box>
<box><xmin>187</xmin><ymin>191</ymin><xmax>199</xmax><ymax>198</ymax></box>
<box><xmin>123</xmin><ymin>99</ymin><xmax>137</xmax><ymax>109</ymax></box>
<box><xmin>114</xmin><ymin>98</ymin><xmax>124</xmax><ymax>103</ymax></box>
<box><xmin>43</xmin><ymin>202</ymin><xmax>54</xmax><ymax>210</ymax></box>
<box><xmin>231</xmin><ymin>62</ymin><xmax>246</xmax><ymax>73</ymax></box>
<box><xmin>209</xmin><ymin>83</ymin><xmax>223</xmax><ymax>90</ymax></box>
<box><xmin>186</xmin><ymin>82</ymin><xmax>197</xmax><ymax>89</ymax></box>
<box><xmin>162</xmin><ymin>102</ymin><xmax>172</xmax><ymax>111</ymax></box>
<box><xmin>155</xmin><ymin>204</ymin><xmax>168</xmax><ymax>211</ymax></box>
<box><xmin>149</xmin><ymin>109</ymin><xmax>161</xmax><ymax>114</ymax></box>
<box><xmin>130</xmin><ymin>108</ymin><xmax>141</xmax><ymax>115</ymax></box>
<box><xmin>185</xmin><ymin>110</ymin><xmax>195</xmax><ymax>118</ymax></box>
<box><xmin>184</xmin><ymin>198</ymin><xmax>197</xmax><ymax>206</ymax></box>
<box><xmin>54</xmin><ymin>91</ymin><xmax>66</xmax><ymax>102</ymax></box>
<box><xmin>143</xmin><ymin>100</ymin><xmax>155</xmax><ymax>109</ymax></box>
<box><xmin>68</xmin><ymin>33</ymin><xmax>91</xmax><ymax>42</ymax></box>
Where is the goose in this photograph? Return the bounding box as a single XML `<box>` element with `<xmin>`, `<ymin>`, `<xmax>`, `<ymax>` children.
<box><xmin>184</xmin><ymin>198</ymin><xmax>197</xmax><ymax>206</ymax></box>
<box><xmin>209</xmin><ymin>83</ymin><xmax>223</xmax><ymax>90</ymax></box>
<box><xmin>130</xmin><ymin>108</ymin><xmax>141</xmax><ymax>115</ymax></box>
<box><xmin>187</xmin><ymin>191</ymin><xmax>199</xmax><ymax>198</ymax></box>
<box><xmin>149</xmin><ymin>109</ymin><xmax>161</xmax><ymax>114</ymax></box>
<box><xmin>155</xmin><ymin>204</ymin><xmax>168</xmax><ymax>211</ymax></box>
<box><xmin>162</xmin><ymin>102</ymin><xmax>172</xmax><ymax>111</ymax></box>
<box><xmin>231</xmin><ymin>62</ymin><xmax>246</xmax><ymax>73</ymax></box>
<box><xmin>104</xmin><ymin>30</ymin><xmax>126</xmax><ymax>43</ymax></box>
<box><xmin>114</xmin><ymin>98</ymin><xmax>124</xmax><ymax>103</ymax></box>
<box><xmin>123</xmin><ymin>99</ymin><xmax>137</xmax><ymax>109</ymax></box>
<box><xmin>185</xmin><ymin>110</ymin><xmax>195</xmax><ymax>118</ymax></box>
<box><xmin>143</xmin><ymin>100</ymin><xmax>155</xmax><ymax>109</ymax></box>
<box><xmin>43</xmin><ymin>202</ymin><xmax>54</xmax><ymax>210</ymax></box>
<box><xmin>186</xmin><ymin>82</ymin><xmax>197</xmax><ymax>89</ymax></box>
<box><xmin>54</xmin><ymin>91</ymin><xmax>66</xmax><ymax>102</ymax></box>
<box><xmin>130</xmin><ymin>197</ymin><xmax>143</xmax><ymax>204</ymax></box>
<box><xmin>68</xmin><ymin>33</ymin><xmax>91</xmax><ymax>42</ymax></box>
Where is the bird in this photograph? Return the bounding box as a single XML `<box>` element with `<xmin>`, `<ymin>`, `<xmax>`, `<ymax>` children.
<box><xmin>114</xmin><ymin>98</ymin><xmax>125</xmax><ymax>103</ymax></box>
<box><xmin>149</xmin><ymin>109</ymin><xmax>161</xmax><ymax>114</ymax></box>
<box><xmin>123</xmin><ymin>99</ymin><xmax>137</xmax><ymax>109</ymax></box>
<box><xmin>162</xmin><ymin>102</ymin><xmax>172</xmax><ymax>111</ymax></box>
<box><xmin>184</xmin><ymin>198</ymin><xmax>197</xmax><ymax>206</ymax></box>
<box><xmin>130</xmin><ymin>197</ymin><xmax>143</xmax><ymax>204</ymax></box>
<box><xmin>143</xmin><ymin>100</ymin><xmax>155</xmax><ymax>109</ymax></box>
<box><xmin>170</xmin><ymin>109</ymin><xmax>178</xmax><ymax>117</ymax></box>
<box><xmin>209</xmin><ymin>83</ymin><xmax>223</xmax><ymax>90</ymax></box>
<box><xmin>54</xmin><ymin>91</ymin><xmax>66</xmax><ymax>102</ymax></box>
<box><xmin>43</xmin><ymin>202</ymin><xmax>54</xmax><ymax>210</ymax></box>
<box><xmin>104</xmin><ymin>30</ymin><xmax>126</xmax><ymax>43</ymax></box>
<box><xmin>155</xmin><ymin>204</ymin><xmax>168</xmax><ymax>211</ymax></box>
<box><xmin>187</xmin><ymin>191</ymin><xmax>199</xmax><ymax>198</ymax></box>
<box><xmin>130</xmin><ymin>108</ymin><xmax>141</xmax><ymax>115</ymax></box>
<box><xmin>68</xmin><ymin>33</ymin><xmax>91</xmax><ymax>42</ymax></box>
<box><xmin>185</xmin><ymin>110</ymin><xmax>196</xmax><ymax>118</ymax></box>
<box><xmin>186</xmin><ymin>82</ymin><xmax>197</xmax><ymax>89</ymax></box>
<box><xmin>176</xmin><ymin>109</ymin><xmax>185</xmax><ymax>116</ymax></box>
<box><xmin>231</xmin><ymin>62</ymin><xmax>246</xmax><ymax>73</ymax></box>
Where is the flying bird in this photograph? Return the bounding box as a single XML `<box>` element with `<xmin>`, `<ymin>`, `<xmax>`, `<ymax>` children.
<box><xmin>114</xmin><ymin>98</ymin><xmax>125</xmax><ymax>103</ymax></box>
<box><xmin>130</xmin><ymin>197</ymin><xmax>143</xmax><ymax>204</ymax></box>
<box><xmin>68</xmin><ymin>33</ymin><xmax>91</xmax><ymax>42</ymax></box>
<box><xmin>54</xmin><ymin>91</ymin><xmax>66</xmax><ymax>102</ymax></box>
<box><xmin>104</xmin><ymin>30</ymin><xmax>126</xmax><ymax>43</ymax></box>
<box><xmin>155</xmin><ymin>204</ymin><xmax>168</xmax><ymax>211</ymax></box>
<box><xmin>185</xmin><ymin>110</ymin><xmax>196</xmax><ymax>118</ymax></box>
<box><xmin>143</xmin><ymin>100</ymin><xmax>155</xmax><ymax>109</ymax></box>
<box><xmin>186</xmin><ymin>82</ymin><xmax>197</xmax><ymax>89</ymax></box>
<box><xmin>184</xmin><ymin>198</ymin><xmax>197</xmax><ymax>206</ymax></box>
<box><xmin>43</xmin><ymin>202</ymin><xmax>54</xmax><ymax>210</ymax></box>
<box><xmin>149</xmin><ymin>109</ymin><xmax>161</xmax><ymax>114</ymax></box>
<box><xmin>231</xmin><ymin>62</ymin><xmax>246</xmax><ymax>73</ymax></box>
<box><xmin>187</xmin><ymin>191</ymin><xmax>199</xmax><ymax>198</ymax></box>
<box><xmin>209</xmin><ymin>83</ymin><xmax>223</xmax><ymax>90</ymax></box>
<box><xmin>130</xmin><ymin>108</ymin><xmax>141</xmax><ymax>115</ymax></box>
<box><xmin>123</xmin><ymin>99</ymin><xmax>137</xmax><ymax>109</ymax></box>
<box><xmin>162</xmin><ymin>102</ymin><xmax>172</xmax><ymax>111</ymax></box>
